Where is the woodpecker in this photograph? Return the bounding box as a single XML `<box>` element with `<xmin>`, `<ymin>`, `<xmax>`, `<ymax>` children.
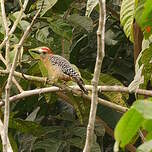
<box><xmin>31</xmin><ymin>47</ymin><xmax>88</xmax><ymax>94</ymax></box>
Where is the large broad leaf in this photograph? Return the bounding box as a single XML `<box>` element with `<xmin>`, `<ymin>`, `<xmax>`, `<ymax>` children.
<box><xmin>129</xmin><ymin>44</ymin><xmax>152</xmax><ymax>90</ymax></box>
<box><xmin>85</xmin><ymin>0</ymin><xmax>99</xmax><ymax>17</ymax></box>
<box><xmin>114</xmin><ymin>108</ymin><xmax>143</xmax><ymax>147</ymax></box>
<box><xmin>9</xmin><ymin>118</ymin><xmax>44</xmax><ymax>136</ymax></box>
<box><xmin>33</xmin><ymin>138</ymin><xmax>62</xmax><ymax>152</ymax></box>
<box><xmin>142</xmin><ymin>120</ymin><xmax>152</xmax><ymax>132</ymax></box>
<box><xmin>52</xmin><ymin>0</ymin><xmax>73</xmax><ymax>13</ymax></box>
<box><xmin>132</xmin><ymin>99</ymin><xmax>152</xmax><ymax>119</ymax></box>
<box><xmin>80</xmin><ymin>70</ymin><xmax>128</xmax><ymax>107</ymax></box>
<box><xmin>99</xmin><ymin>73</ymin><xmax>128</xmax><ymax>107</ymax></box>
<box><xmin>9</xmin><ymin>133</ymin><xmax>18</xmax><ymax>152</ymax></box>
<box><xmin>28</xmin><ymin>49</ymin><xmax>48</xmax><ymax>77</ymax></box>
<box><xmin>136</xmin><ymin>140</ymin><xmax>152</xmax><ymax>152</ymax></box>
<box><xmin>36</xmin><ymin>0</ymin><xmax>57</xmax><ymax>16</ymax></box>
<box><xmin>120</xmin><ymin>0</ymin><xmax>137</xmax><ymax>42</ymax></box>
<box><xmin>47</xmin><ymin>18</ymin><xmax>72</xmax><ymax>40</ymax></box>
<box><xmin>36</xmin><ymin>26</ymin><xmax>53</xmax><ymax>45</ymax></box>
<box><xmin>25</xmin><ymin>107</ymin><xmax>40</xmax><ymax>121</ymax></box>
<box><xmin>68</xmin><ymin>14</ymin><xmax>93</xmax><ymax>32</ymax></box>
<box><xmin>138</xmin><ymin>45</ymin><xmax>152</xmax><ymax>88</ymax></box>
<box><xmin>135</xmin><ymin>0</ymin><xmax>152</xmax><ymax>38</ymax></box>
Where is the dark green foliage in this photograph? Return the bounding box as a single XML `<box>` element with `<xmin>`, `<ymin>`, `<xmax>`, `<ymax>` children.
<box><xmin>0</xmin><ymin>0</ymin><xmax>136</xmax><ymax>151</ymax></box>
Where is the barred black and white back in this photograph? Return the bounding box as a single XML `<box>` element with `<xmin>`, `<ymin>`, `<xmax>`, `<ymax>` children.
<box><xmin>49</xmin><ymin>55</ymin><xmax>88</xmax><ymax>94</ymax></box>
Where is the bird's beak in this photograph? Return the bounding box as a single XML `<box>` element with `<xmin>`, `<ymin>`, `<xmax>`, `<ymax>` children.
<box><xmin>29</xmin><ymin>48</ymin><xmax>41</xmax><ymax>60</ymax></box>
<box><xmin>29</xmin><ymin>48</ymin><xmax>41</xmax><ymax>54</ymax></box>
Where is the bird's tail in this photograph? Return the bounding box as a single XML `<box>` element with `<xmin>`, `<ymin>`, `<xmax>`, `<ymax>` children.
<box><xmin>74</xmin><ymin>77</ymin><xmax>88</xmax><ymax>94</ymax></box>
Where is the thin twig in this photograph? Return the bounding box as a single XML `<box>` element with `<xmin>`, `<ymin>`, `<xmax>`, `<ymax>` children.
<box><xmin>0</xmin><ymin>0</ymin><xmax>28</xmax><ymax>93</ymax></box>
<box><xmin>83</xmin><ymin>0</ymin><xmax>106</xmax><ymax>151</ymax></box>
<box><xmin>0</xmin><ymin>0</ymin><xmax>29</xmax><ymax>51</ymax></box>
<box><xmin>12</xmin><ymin>78</ymin><xmax>24</xmax><ymax>93</ymax></box>
<box><xmin>3</xmin><ymin>4</ymin><xmax>41</xmax><ymax>152</ymax></box>
<box><xmin>0</xmin><ymin>54</ymin><xmax>24</xmax><ymax>93</ymax></box>
<box><xmin>1</xmin><ymin>0</ymin><xmax>10</xmax><ymax>66</ymax></box>
<box><xmin>0</xmin><ymin>69</ymin><xmax>46</xmax><ymax>82</ymax></box>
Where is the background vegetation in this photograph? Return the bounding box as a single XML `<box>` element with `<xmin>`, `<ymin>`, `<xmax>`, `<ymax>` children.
<box><xmin>0</xmin><ymin>0</ymin><xmax>152</xmax><ymax>151</ymax></box>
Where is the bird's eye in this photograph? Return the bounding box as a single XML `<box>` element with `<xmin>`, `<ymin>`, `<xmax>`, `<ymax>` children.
<box><xmin>42</xmin><ymin>51</ymin><xmax>46</xmax><ymax>54</ymax></box>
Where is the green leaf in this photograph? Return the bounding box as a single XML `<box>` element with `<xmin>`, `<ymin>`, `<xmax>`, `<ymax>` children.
<box><xmin>9</xmin><ymin>118</ymin><xmax>44</xmax><ymax>136</ymax></box>
<box><xmin>25</xmin><ymin>107</ymin><xmax>40</xmax><ymax>121</ymax></box>
<box><xmin>137</xmin><ymin>140</ymin><xmax>152</xmax><ymax>152</ymax></box>
<box><xmin>52</xmin><ymin>0</ymin><xmax>73</xmax><ymax>13</ymax></box>
<box><xmin>9</xmin><ymin>133</ymin><xmax>18</xmax><ymax>152</ymax></box>
<box><xmin>120</xmin><ymin>0</ymin><xmax>137</xmax><ymax>42</ymax></box>
<box><xmin>71</xmin><ymin>127</ymin><xmax>86</xmax><ymax>139</ymax></box>
<box><xmin>29</xmin><ymin>49</ymin><xmax>48</xmax><ymax>77</ymax></box>
<box><xmin>131</xmin><ymin>44</ymin><xmax>152</xmax><ymax>90</ymax></box>
<box><xmin>38</xmin><ymin>60</ymin><xmax>48</xmax><ymax>77</ymax></box>
<box><xmin>139</xmin><ymin>45</ymin><xmax>152</xmax><ymax>88</ymax></box>
<box><xmin>143</xmin><ymin>120</ymin><xmax>152</xmax><ymax>132</ymax></box>
<box><xmin>146</xmin><ymin>132</ymin><xmax>152</xmax><ymax>141</ymax></box>
<box><xmin>36</xmin><ymin>26</ymin><xmax>53</xmax><ymax>44</ymax></box>
<box><xmin>69</xmin><ymin>137</ymin><xmax>83</xmax><ymax>149</ymax></box>
<box><xmin>47</xmin><ymin>18</ymin><xmax>72</xmax><ymax>40</ymax></box>
<box><xmin>37</xmin><ymin>0</ymin><xmax>57</xmax><ymax>16</ymax></box>
<box><xmin>114</xmin><ymin>108</ymin><xmax>143</xmax><ymax>147</ymax></box>
<box><xmin>85</xmin><ymin>0</ymin><xmax>99</xmax><ymax>17</ymax></box>
<box><xmin>9</xmin><ymin>46</ymin><xmax>24</xmax><ymax>63</ymax></box>
<box><xmin>99</xmin><ymin>73</ymin><xmax>128</xmax><ymax>107</ymax></box>
<box><xmin>135</xmin><ymin>0</ymin><xmax>152</xmax><ymax>38</ymax></box>
<box><xmin>33</xmin><ymin>138</ymin><xmax>62</xmax><ymax>152</ymax></box>
<box><xmin>91</xmin><ymin>135</ymin><xmax>101</xmax><ymax>152</ymax></box>
<box><xmin>68</xmin><ymin>14</ymin><xmax>93</xmax><ymax>32</ymax></box>
<box><xmin>132</xmin><ymin>99</ymin><xmax>152</xmax><ymax>119</ymax></box>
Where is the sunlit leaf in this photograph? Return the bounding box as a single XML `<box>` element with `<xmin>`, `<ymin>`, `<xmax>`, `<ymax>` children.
<box><xmin>36</xmin><ymin>26</ymin><xmax>53</xmax><ymax>44</ymax></box>
<box><xmin>9</xmin><ymin>118</ymin><xmax>44</xmax><ymax>136</ymax></box>
<box><xmin>26</xmin><ymin>107</ymin><xmax>40</xmax><ymax>121</ymax></box>
<box><xmin>135</xmin><ymin>0</ymin><xmax>152</xmax><ymax>38</ymax></box>
<box><xmin>33</xmin><ymin>138</ymin><xmax>62</xmax><ymax>151</ymax></box>
<box><xmin>85</xmin><ymin>0</ymin><xmax>99</xmax><ymax>17</ymax></box>
<box><xmin>132</xmin><ymin>99</ymin><xmax>152</xmax><ymax>119</ymax></box>
<box><xmin>47</xmin><ymin>18</ymin><xmax>72</xmax><ymax>40</ymax></box>
<box><xmin>68</xmin><ymin>14</ymin><xmax>93</xmax><ymax>32</ymax></box>
<box><xmin>120</xmin><ymin>0</ymin><xmax>137</xmax><ymax>42</ymax></box>
<box><xmin>142</xmin><ymin>120</ymin><xmax>152</xmax><ymax>132</ymax></box>
<box><xmin>114</xmin><ymin>108</ymin><xmax>143</xmax><ymax>147</ymax></box>
<box><xmin>37</xmin><ymin>0</ymin><xmax>57</xmax><ymax>16</ymax></box>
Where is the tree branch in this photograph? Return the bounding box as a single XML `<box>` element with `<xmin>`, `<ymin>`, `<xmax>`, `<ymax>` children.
<box><xmin>1</xmin><ymin>0</ymin><xmax>10</xmax><ymax>66</ymax></box>
<box><xmin>0</xmin><ymin>0</ymin><xmax>29</xmax><ymax>51</ymax></box>
<box><xmin>0</xmin><ymin>85</ymin><xmax>128</xmax><ymax>113</ymax></box>
<box><xmin>1</xmin><ymin>1</ymin><xmax>11</xmax><ymax>151</ymax></box>
<box><xmin>1</xmin><ymin>70</ymin><xmax>152</xmax><ymax>97</ymax></box>
<box><xmin>3</xmin><ymin>5</ymin><xmax>41</xmax><ymax>151</ymax></box>
<box><xmin>83</xmin><ymin>0</ymin><xmax>106</xmax><ymax>151</ymax></box>
<box><xmin>0</xmin><ymin>118</ymin><xmax>13</xmax><ymax>152</ymax></box>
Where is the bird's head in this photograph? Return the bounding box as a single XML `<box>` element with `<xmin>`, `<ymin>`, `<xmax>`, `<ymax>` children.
<box><xmin>30</xmin><ymin>46</ymin><xmax>53</xmax><ymax>57</ymax></box>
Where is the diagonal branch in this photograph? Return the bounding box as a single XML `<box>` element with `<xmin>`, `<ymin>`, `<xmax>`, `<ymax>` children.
<box><xmin>3</xmin><ymin>5</ymin><xmax>42</xmax><ymax>152</ymax></box>
<box><xmin>1</xmin><ymin>0</ymin><xmax>10</xmax><ymax>66</ymax></box>
<box><xmin>0</xmin><ymin>0</ymin><xmax>29</xmax><ymax>51</ymax></box>
<box><xmin>0</xmin><ymin>56</ymin><xmax>24</xmax><ymax>93</ymax></box>
<box><xmin>1</xmin><ymin>1</ymin><xmax>12</xmax><ymax>151</ymax></box>
<box><xmin>83</xmin><ymin>0</ymin><xmax>106</xmax><ymax>151</ymax></box>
